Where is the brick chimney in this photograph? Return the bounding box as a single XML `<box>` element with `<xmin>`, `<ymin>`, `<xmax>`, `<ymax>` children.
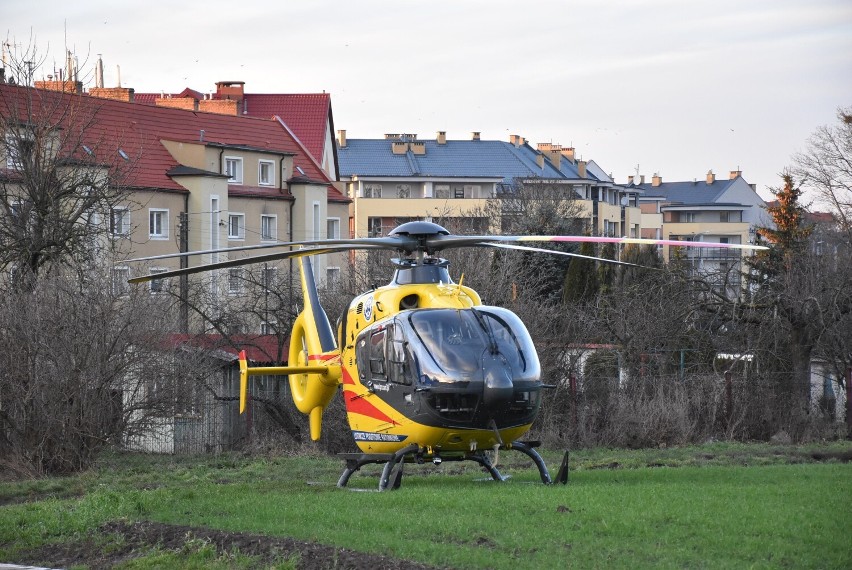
<box><xmin>535</xmin><ymin>154</ymin><xmax>545</xmax><ymax>169</ymax></box>
<box><xmin>199</xmin><ymin>98</ymin><xmax>238</xmax><ymax>115</ymax></box>
<box><xmin>90</xmin><ymin>86</ymin><xmax>135</xmax><ymax>102</ymax></box>
<box><xmin>509</xmin><ymin>134</ymin><xmax>522</xmax><ymax>147</ymax></box>
<box><xmin>706</xmin><ymin>170</ymin><xmax>716</xmax><ymax>184</ymax></box>
<box><xmin>156</xmin><ymin>95</ymin><xmax>197</xmax><ymax>111</ymax></box>
<box><xmin>437</xmin><ymin>131</ymin><xmax>446</xmax><ymax>144</ymax></box>
<box><xmin>471</xmin><ymin>131</ymin><xmax>481</xmax><ymax>141</ymax></box>
<box><xmin>337</xmin><ymin>129</ymin><xmax>347</xmax><ymax>148</ymax></box>
<box><xmin>561</xmin><ymin>146</ymin><xmax>575</xmax><ymax>163</ymax></box>
<box><xmin>729</xmin><ymin>169</ymin><xmax>742</xmax><ymax>179</ymax></box>
<box><xmin>36</xmin><ymin>79</ymin><xmax>83</xmax><ymax>94</ymax></box>
<box><xmin>578</xmin><ymin>160</ymin><xmax>587</xmax><ymax>178</ymax></box>
<box><xmin>652</xmin><ymin>174</ymin><xmax>662</xmax><ymax>187</ymax></box>
<box><xmin>215</xmin><ymin>81</ymin><xmax>245</xmax><ymax>102</ymax></box>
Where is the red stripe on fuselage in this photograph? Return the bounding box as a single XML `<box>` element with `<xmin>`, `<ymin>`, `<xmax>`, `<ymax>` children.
<box><xmin>308</xmin><ymin>353</ymin><xmax>336</xmax><ymax>361</ymax></box>
<box><xmin>341</xmin><ymin>370</ymin><xmax>397</xmax><ymax>424</ymax></box>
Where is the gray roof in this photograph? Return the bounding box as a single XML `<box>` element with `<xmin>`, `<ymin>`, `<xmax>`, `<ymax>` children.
<box><xmin>634</xmin><ymin>179</ymin><xmax>737</xmax><ymax>204</ymax></box>
<box><xmin>338</xmin><ymin>138</ymin><xmax>603</xmax><ymax>186</ymax></box>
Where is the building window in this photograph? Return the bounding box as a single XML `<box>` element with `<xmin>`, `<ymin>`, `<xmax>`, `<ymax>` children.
<box><xmin>682</xmin><ymin>212</ymin><xmax>697</xmax><ymax>223</ymax></box>
<box><xmin>720</xmin><ymin>211</ymin><xmax>729</xmax><ymax>223</ymax></box>
<box><xmin>313</xmin><ymin>203</ymin><xmax>321</xmax><ymax>240</ymax></box>
<box><xmin>149</xmin><ymin>209</ymin><xmax>169</xmax><ymax>239</ymax></box>
<box><xmin>435</xmin><ymin>184</ymin><xmax>450</xmax><ymax>199</ymax></box>
<box><xmin>224</xmin><ymin>156</ymin><xmax>243</xmax><ymax>184</ymax></box>
<box><xmin>327</xmin><ymin>267</ymin><xmax>341</xmax><ymax>289</ymax></box>
<box><xmin>111</xmin><ymin>208</ymin><xmax>130</xmax><ymax>236</ymax></box>
<box><xmin>228</xmin><ymin>268</ymin><xmax>243</xmax><ymax>294</ymax></box>
<box><xmin>149</xmin><ymin>268</ymin><xmax>168</xmax><ymax>294</ymax></box>
<box><xmin>112</xmin><ymin>267</ymin><xmax>130</xmax><ymax>296</ymax></box>
<box><xmin>368</xmin><ymin>217</ymin><xmax>383</xmax><ymax>237</ymax></box>
<box><xmin>260</xmin><ymin>320</ymin><xmax>277</xmax><ymax>335</ymax></box>
<box><xmin>262</xmin><ymin>267</ymin><xmax>277</xmax><ymax>291</ymax></box>
<box><xmin>261</xmin><ymin>215</ymin><xmax>277</xmax><ymax>241</ymax></box>
<box><xmin>454</xmin><ymin>187</ymin><xmax>465</xmax><ymax>199</ymax></box>
<box><xmin>228</xmin><ymin>213</ymin><xmax>245</xmax><ymax>240</ymax></box>
<box><xmin>327</xmin><ymin>218</ymin><xmax>340</xmax><ymax>240</ymax></box>
<box><xmin>5</xmin><ymin>132</ymin><xmax>34</xmax><ymax>170</ymax></box>
<box><xmin>259</xmin><ymin>160</ymin><xmax>275</xmax><ymax>186</ymax></box>
<box><xmin>397</xmin><ymin>184</ymin><xmax>410</xmax><ymax>198</ymax></box>
<box><xmin>364</xmin><ymin>184</ymin><xmax>382</xmax><ymax>198</ymax></box>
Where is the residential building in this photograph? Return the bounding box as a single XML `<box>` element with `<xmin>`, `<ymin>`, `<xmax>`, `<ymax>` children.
<box><xmin>133</xmin><ymin>79</ymin><xmax>339</xmax><ymax>181</ymax></box>
<box><xmin>337</xmin><ymin>131</ymin><xmax>641</xmax><ymax>239</ymax></box>
<box><xmin>632</xmin><ymin>170</ymin><xmax>769</xmax><ymax>292</ymax></box>
<box><xmin>0</xmin><ymin>80</ymin><xmax>349</xmax><ymax>333</ymax></box>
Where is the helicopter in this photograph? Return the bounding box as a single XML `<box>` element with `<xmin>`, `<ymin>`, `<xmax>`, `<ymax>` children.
<box><xmin>129</xmin><ymin>221</ymin><xmax>767</xmax><ymax>490</ymax></box>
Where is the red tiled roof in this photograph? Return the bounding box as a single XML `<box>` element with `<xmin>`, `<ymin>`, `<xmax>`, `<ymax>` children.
<box><xmin>134</xmin><ymin>90</ymin><xmax>331</xmax><ymax>163</ymax></box>
<box><xmin>167</xmin><ymin>334</ymin><xmax>289</xmax><ymax>363</ymax></box>
<box><xmin>1</xmin><ymin>84</ymin><xmax>343</xmax><ymax>202</ymax></box>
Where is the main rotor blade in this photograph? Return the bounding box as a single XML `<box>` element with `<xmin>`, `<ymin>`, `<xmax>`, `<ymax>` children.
<box><xmin>127</xmin><ymin>244</ymin><xmax>387</xmax><ymax>284</ymax></box>
<box><xmin>480</xmin><ymin>242</ymin><xmax>655</xmax><ymax>268</ymax></box>
<box><xmin>427</xmin><ymin>234</ymin><xmax>769</xmax><ymax>252</ymax></box>
<box><xmin>124</xmin><ymin>236</ymin><xmax>413</xmax><ymax>263</ymax></box>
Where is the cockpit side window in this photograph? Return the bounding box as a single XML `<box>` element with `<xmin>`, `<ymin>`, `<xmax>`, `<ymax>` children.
<box><xmin>368</xmin><ymin>328</ymin><xmax>386</xmax><ymax>380</ymax></box>
<box><xmin>387</xmin><ymin>321</ymin><xmax>413</xmax><ymax>385</ymax></box>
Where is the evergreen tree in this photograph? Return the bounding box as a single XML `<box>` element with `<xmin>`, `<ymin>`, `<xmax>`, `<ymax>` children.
<box><xmin>562</xmin><ymin>240</ymin><xmax>599</xmax><ymax>303</ymax></box>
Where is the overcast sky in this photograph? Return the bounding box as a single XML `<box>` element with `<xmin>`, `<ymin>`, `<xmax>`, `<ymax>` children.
<box><xmin>5</xmin><ymin>0</ymin><xmax>851</xmax><ymax>199</ymax></box>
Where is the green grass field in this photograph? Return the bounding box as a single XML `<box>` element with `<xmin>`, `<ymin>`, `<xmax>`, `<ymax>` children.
<box><xmin>1</xmin><ymin>442</ymin><xmax>850</xmax><ymax>569</ymax></box>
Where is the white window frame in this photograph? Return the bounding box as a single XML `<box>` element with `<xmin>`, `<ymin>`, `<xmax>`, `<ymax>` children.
<box><xmin>364</xmin><ymin>184</ymin><xmax>382</xmax><ymax>198</ymax></box>
<box><xmin>149</xmin><ymin>268</ymin><xmax>168</xmax><ymax>294</ymax></box>
<box><xmin>262</xmin><ymin>267</ymin><xmax>277</xmax><ymax>292</ymax></box>
<box><xmin>228</xmin><ymin>213</ymin><xmax>245</xmax><ymax>240</ymax></box>
<box><xmin>111</xmin><ymin>207</ymin><xmax>131</xmax><ymax>237</ymax></box>
<box><xmin>228</xmin><ymin>268</ymin><xmax>243</xmax><ymax>294</ymax></box>
<box><xmin>326</xmin><ymin>267</ymin><xmax>341</xmax><ymax>289</ymax></box>
<box><xmin>258</xmin><ymin>159</ymin><xmax>275</xmax><ymax>186</ymax></box>
<box><xmin>5</xmin><ymin>132</ymin><xmax>33</xmax><ymax>170</ymax></box>
<box><xmin>148</xmin><ymin>208</ymin><xmax>169</xmax><ymax>240</ymax></box>
<box><xmin>224</xmin><ymin>156</ymin><xmax>243</xmax><ymax>184</ymax></box>
<box><xmin>327</xmin><ymin>217</ymin><xmax>340</xmax><ymax>240</ymax></box>
<box><xmin>112</xmin><ymin>266</ymin><xmax>130</xmax><ymax>296</ymax></box>
<box><xmin>261</xmin><ymin>214</ymin><xmax>277</xmax><ymax>242</ymax></box>
<box><xmin>313</xmin><ymin>202</ymin><xmax>322</xmax><ymax>240</ymax></box>
<box><xmin>260</xmin><ymin>320</ymin><xmax>277</xmax><ymax>335</ymax></box>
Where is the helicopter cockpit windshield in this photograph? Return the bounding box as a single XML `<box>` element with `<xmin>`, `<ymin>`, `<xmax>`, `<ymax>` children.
<box><xmin>406</xmin><ymin>307</ymin><xmax>540</xmax><ymax>385</ymax></box>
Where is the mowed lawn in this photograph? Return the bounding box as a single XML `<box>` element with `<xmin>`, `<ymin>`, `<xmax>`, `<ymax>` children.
<box><xmin>1</xmin><ymin>443</ymin><xmax>850</xmax><ymax>569</ymax></box>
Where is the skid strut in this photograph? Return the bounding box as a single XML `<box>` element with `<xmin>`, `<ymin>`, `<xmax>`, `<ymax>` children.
<box><xmin>337</xmin><ymin>441</ymin><xmax>568</xmax><ymax>490</ymax></box>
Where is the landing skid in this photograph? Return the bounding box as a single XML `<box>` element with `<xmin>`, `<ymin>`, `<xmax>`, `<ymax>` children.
<box><xmin>337</xmin><ymin>441</ymin><xmax>569</xmax><ymax>491</ymax></box>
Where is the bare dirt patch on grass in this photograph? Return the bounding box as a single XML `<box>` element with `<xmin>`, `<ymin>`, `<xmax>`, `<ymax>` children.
<box><xmin>14</xmin><ymin>520</ymin><xmax>445</xmax><ymax>569</ymax></box>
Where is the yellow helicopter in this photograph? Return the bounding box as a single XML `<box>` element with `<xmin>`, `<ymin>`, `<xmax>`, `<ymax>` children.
<box><xmin>129</xmin><ymin>221</ymin><xmax>766</xmax><ymax>490</ymax></box>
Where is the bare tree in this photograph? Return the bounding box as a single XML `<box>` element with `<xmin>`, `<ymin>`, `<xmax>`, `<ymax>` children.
<box><xmin>1</xmin><ymin>46</ymin><xmax>130</xmax><ymax>289</ymax></box>
<box><xmin>793</xmin><ymin>106</ymin><xmax>852</xmax><ymax>237</ymax></box>
<box><xmin>0</xmin><ymin>265</ymin><xmax>180</xmax><ymax>476</ymax></box>
<box><xmin>0</xmin><ymin>44</ymin><xmax>176</xmax><ymax>475</ymax></box>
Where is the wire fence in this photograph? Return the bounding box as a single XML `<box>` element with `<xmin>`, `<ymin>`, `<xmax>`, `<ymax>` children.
<box><xmin>121</xmin><ymin>371</ymin><xmax>849</xmax><ymax>455</ymax></box>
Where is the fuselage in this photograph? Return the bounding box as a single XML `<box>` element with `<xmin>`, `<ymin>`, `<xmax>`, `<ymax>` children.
<box><xmin>337</xmin><ymin>260</ymin><xmax>543</xmax><ymax>454</ymax></box>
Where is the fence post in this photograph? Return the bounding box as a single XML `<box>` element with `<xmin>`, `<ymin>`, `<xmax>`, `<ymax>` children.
<box><xmin>846</xmin><ymin>366</ymin><xmax>851</xmax><ymax>437</ymax></box>
<box><xmin>725</xmin><ymin>371</ymin><xmax>733</xmax><ymax>428</ymax></box>
<box><xmin>569</xmin><ymin>373</ymin><xmax>578</xmax><ymax>434</ymax></box>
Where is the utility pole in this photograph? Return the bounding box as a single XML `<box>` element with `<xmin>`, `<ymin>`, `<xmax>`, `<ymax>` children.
<box><xmin>179</xmin><ymin>211</ymin><xmax>189</xmax><ymax>333</ymax></box>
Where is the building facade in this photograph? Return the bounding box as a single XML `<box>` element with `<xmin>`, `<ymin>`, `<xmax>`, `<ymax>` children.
<box><xmin>337</xmin><ymin>131</ymin><xmax>642</xmax><ymax>240</ymax></box>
